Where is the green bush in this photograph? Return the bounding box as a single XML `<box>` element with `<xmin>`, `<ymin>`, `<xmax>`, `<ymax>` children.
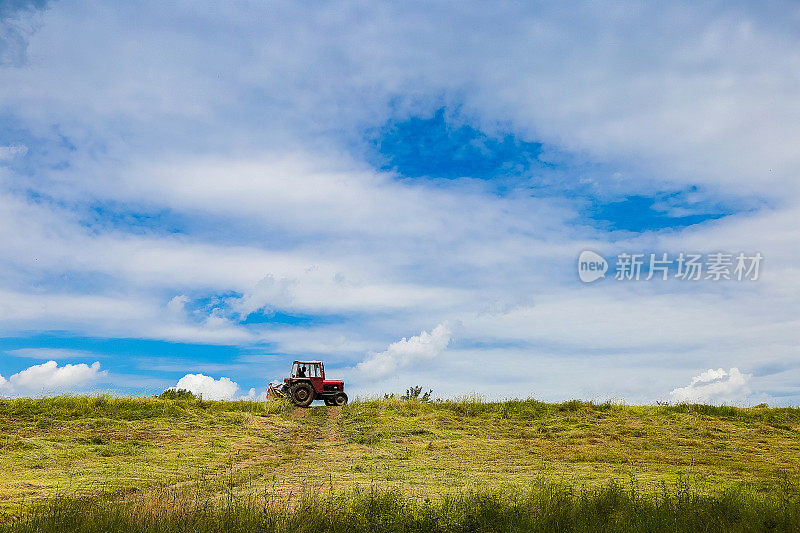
<box><xmin>157</xmin><ymin>389</ymin><xmax>196</xmax><ymax>400</ymax></box>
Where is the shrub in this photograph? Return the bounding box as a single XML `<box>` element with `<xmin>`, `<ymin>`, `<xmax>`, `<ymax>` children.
<box><xmin>157</xmin><ymin>389</ymin><xmax>196</xmax><ymax>400</ymax></box>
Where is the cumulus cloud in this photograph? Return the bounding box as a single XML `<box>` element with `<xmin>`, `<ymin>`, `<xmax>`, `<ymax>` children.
<box><xmin>238</xmin><ymin>387</ymin><xmax>267</xmax><ymax>401</ymax></box>
<box><xmin>173</xmin><ymin>373</ymin><xmax>240</xmax><ymax>400</ymax></box>
<box><xmin>670</xmin><ymin>368</ymin><xmax>750</xmax><ymax>405</ymax></box>
<box><xmin>0</xmin><ymin>360</ymin><xmax>107</xmax><ymax>397</ymax></box>
<box><xmin>356</xmin><ymin>323</ymin><xmax>452</xmax><ymax>379</ymax></box>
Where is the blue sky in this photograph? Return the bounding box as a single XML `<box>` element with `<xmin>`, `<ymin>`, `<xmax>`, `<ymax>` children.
<box><xmin>0</xmin><ymin>0</ymin><xmax>798</xmax><ymax>404</ymax></box>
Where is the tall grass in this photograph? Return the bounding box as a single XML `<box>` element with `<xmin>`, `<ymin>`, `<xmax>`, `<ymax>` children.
<box><xmin>4</xmin><ymin>482</ymin><xmax>799</xmax><ymax>532</ymax></box>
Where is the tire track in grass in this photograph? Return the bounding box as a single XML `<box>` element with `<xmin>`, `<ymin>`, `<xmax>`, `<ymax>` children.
<box><xmin>126</xmin><ymin>412</ymin><xmax>300</xmax><ymax>501</ymax></box>
<box><xmin>326</xmin><ymin>407</ymin><xmax>341</xmax><ymax>442</ymax></box>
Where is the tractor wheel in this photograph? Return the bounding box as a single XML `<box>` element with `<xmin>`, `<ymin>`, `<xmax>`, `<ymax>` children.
<box><xmin>333</xmin><ymin>392</ymin><xmax>348</xmax><ymax>406</ymax></box>
<box><xmin>291</xmin><ymin>382</ymin><xmax>315</xmax><ymax>408</ymax></box>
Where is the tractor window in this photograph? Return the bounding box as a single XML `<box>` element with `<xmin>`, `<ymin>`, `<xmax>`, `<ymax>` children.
<box><xmin>291</xmin><ymin>363</ymin><xmax>321</xmax><ymax>378</ymax></box>
<box><xmin>292</xmin><ymin>363</ymin><xmax>309</xmax><ymax>378</ymax></box>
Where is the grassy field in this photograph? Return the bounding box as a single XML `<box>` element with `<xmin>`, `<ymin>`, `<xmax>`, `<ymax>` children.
<box><xmin>1</xmin><ymin>396</ymin><xmax>799</xmax><ymax>530</ymax></box>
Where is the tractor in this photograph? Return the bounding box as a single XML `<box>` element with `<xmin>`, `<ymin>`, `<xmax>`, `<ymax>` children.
<box><xmin>269</xmin><ymin>360</ymin><xmax>347</xmax><ymax>408</ymax></box>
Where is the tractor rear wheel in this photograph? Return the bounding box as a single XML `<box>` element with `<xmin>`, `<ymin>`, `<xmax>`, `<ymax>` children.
<box><xmin>333</xmin><ymin>392</ymin><xmax>348</xmax><ymax>406</ymax></box>
<box><xmin>291</xmin><ymin>382</ymin><xmax>315</xmax><ymax>407</ymax></box>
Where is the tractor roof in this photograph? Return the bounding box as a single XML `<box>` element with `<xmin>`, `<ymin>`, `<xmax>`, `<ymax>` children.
<box><xmin>293</xmin><ymin>360</ymin><xmax>322</xmax><ymax>364</ymax></box>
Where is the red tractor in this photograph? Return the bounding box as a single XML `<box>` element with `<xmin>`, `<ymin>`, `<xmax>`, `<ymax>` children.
<box><xmin>269</xmin><ymin>360</ymin><xmax>347</xmax><ymax>408</ymax></box>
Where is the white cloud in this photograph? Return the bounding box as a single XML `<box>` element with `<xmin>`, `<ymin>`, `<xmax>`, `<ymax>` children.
<box><xmin>231</xmin><ymin>274</ymin><xmax>295</xmax><ymax>317</ymax></box>
<box><xmin>237</xmin><ymin>387</ymin><xmax>267</xmax><ymax>401</ymax></box>
<box><xmin>166</xmin><ymin>294</ymin><xmax>190</xmax><ymax>315</ymax></box>
<box><xmin>0</xmin><ymin>360</ymin><xmax>107</xmax><ymax>397</ymax></box>
<box><xmin>356</xmin><ymin>323</ymin><xmax>452</xmax><ymax>380</ymax></box>
<box><xmin>6</xmin><ymin>348</ymin><xmax>98</xmax><ymax>360</ymax></box>
<box><xmin>670</xmin><ymin>368</ymin><xmax>751</xmax><ymax>405</ymax></box>
<box><xmin>173</xmin><ymin>373</ymin><xmax>239</xmax><ymax>400</ymax></box>
<box><xmin>7</xmin><ymin>2</ymin><xmax>798</xmax><ymax>198</ymax></box>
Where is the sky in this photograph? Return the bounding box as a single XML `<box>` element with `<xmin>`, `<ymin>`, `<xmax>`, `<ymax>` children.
<box><xmin>0</xmin><ymin>0</ymin><xmax>798</xmax><ymax>404</ymax></box>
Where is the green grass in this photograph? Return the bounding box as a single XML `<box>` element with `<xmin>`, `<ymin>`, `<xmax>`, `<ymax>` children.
<box><xmin>5</xmin><ymin>483</ymin><xmax>800</xmax><ymax>532</ymax></box>
<box><xmin>0</xmin><ymin>395</ymin><xmax>294</xmax><ymax>421</ymax></box>
<box><xmin>1</xmin><ymin>395</ymin><xmax>799</xmax><ymax>530</ymax></box>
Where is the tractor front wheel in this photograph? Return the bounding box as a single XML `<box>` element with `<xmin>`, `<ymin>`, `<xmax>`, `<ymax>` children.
<box><xmin>333</xmin><ymin>392</ymin><xmax>348</xmax><ymax>406</ymax></box>
<box><xmin>291</xmin><ymin>382</ymin><xmax>315</xmax><ymax>408</ymax></box>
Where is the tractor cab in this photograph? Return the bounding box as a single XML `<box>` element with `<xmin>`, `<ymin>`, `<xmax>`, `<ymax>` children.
<box><xmin>291</xmin><ymin>361</ymin><xmax>324</xmax><ymax>379</ymax></box>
